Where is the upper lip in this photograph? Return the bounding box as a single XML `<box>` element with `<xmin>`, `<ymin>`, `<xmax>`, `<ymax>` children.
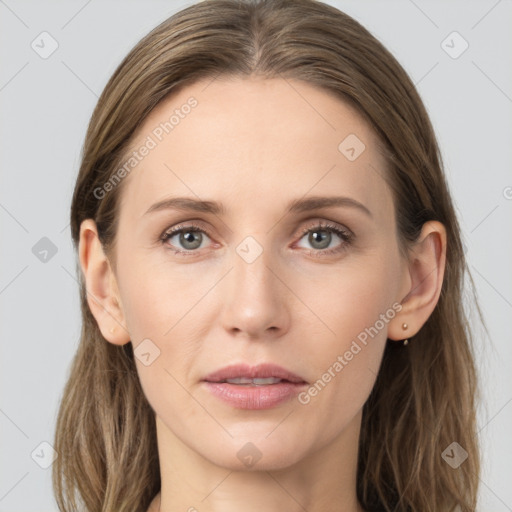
<box><xmin>203</xmin><ymin>363</ymin><xmax>307</xmax><ymax>384</ymax></box>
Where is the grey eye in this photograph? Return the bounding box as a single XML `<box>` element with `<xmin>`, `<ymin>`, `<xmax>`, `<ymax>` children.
<box><xmin>178</xmin><ymin>231</ymin><xmax>203</xmax><ymax>250</ymax></box>
<box><xmin>307</xmin><ymin>230</ymin><xmax>332</xmax><ymax>250</ymax></box>
<box><xmin>163</xmin><ymin>228</ymin><xmax>210</xmax><ymax>251</ymax></box>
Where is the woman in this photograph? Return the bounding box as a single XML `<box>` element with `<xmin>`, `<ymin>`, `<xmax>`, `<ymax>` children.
<box><xmin>53</xmin><ymin>0</ymin><xmax>481</xmax><ymax>510</ymax></box>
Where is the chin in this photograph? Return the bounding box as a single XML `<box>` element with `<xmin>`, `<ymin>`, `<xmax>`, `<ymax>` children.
<box><xmin>197</xmin><ymin>428</ymin><xmax>314</xmax><ymax>472</ymax></box>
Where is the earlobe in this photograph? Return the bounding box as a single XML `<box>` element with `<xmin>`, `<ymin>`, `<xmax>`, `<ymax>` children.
<box><xmin>388</xmin><ymin>221</ymin><xmax>447</xmax><ymax>342</ymax></box>
<box><xmin>78</xmin><ymin>219</ymin><xmax>131</xmax><ymax>346</ymax></box>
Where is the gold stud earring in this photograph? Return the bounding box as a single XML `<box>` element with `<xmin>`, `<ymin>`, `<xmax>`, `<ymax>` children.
<box><xmin>402</xmin><ymin>322</ymin><xmax>409</xmax><ymax>346</ymax></box>
<box><xmin>110</xmin><ymin>326</ymin><xmax>116</xmax><ymax>334</ymax></box>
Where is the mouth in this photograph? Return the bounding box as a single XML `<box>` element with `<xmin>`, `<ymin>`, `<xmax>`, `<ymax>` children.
<box><xmin>214</xmin><ymin>376</ymin><xmax>291</xmax><ymax>386</ymax></box>
<box><xmin>202</xmin><ymin>363</ymin><xmax>308</xmax><ymax>410</ymax></box>
<box><xmin>203</xmin><ymin>363</ymin><xmax>307</xmax><ymax>384</ymax></box>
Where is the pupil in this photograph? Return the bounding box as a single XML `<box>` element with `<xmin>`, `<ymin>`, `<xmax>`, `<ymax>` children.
<box><xmin>309</xmin><ymin>230</ymin><xmax>331</xmax><ymax>249</ymax></box>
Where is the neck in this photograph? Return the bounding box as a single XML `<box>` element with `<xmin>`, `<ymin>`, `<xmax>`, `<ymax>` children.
<box><xmin>149</xmin><ymin>410</ymin><xmax>365</xmax><ymax>512</ymax></box>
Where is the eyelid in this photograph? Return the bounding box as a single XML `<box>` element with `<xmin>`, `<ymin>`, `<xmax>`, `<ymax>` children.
<box><xmin>295</xmin><ymin>218</ymin><xmax>353</xmax><ymax>239</ymax></box>
<box><xmin>161</xmin><ymin>221</ymin><xmax>209</xmax><ymax>237</ymax></box>
<box><xmin>159</xmin><ymin>221</ymin><xmax>215</xmax><ymax>249</ymax></box>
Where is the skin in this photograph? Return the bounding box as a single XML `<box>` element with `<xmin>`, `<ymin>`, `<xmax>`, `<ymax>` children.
<box><xmin>79</xmin><ymin>76</ymin><xmax>446</xmax><ymax>512</ymax></box>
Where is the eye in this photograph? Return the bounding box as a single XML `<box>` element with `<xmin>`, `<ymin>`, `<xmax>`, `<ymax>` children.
<box><xmin>160</xmin><ymin>223</ymin><xmax>212</xmax><ymax>255</ymax></box>
<box><xmin>295</xmin><ymin>221</ymin><xmax>353</xmax><ymax>256</ymax></box>
<box><xmin>159</xmin><ymin>220</ymin><xmax>353</xmax><ymax>258</ymax></box>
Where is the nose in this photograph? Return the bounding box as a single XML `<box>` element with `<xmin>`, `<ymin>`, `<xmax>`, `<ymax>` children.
<box><xmin>219</xmin><ymin>238</ymin><xmax>291</xmax><ymax>340</ymax></box>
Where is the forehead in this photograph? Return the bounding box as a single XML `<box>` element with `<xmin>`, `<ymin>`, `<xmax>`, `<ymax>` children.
<box><xmin>117</xmin><ymin>76</ymin><xmax>392</xmax><ymax>220</ymax></box>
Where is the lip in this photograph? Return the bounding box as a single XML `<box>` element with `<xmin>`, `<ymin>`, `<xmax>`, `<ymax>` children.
<box><xmin>203</xmin><ymin>363</ymin><xmax>307</xmax><ymax>384</ymax></box>
<box><xmin>202</xmin><ymin>363</ymin><xmax>308</xmax><ymax>410</ymax></box>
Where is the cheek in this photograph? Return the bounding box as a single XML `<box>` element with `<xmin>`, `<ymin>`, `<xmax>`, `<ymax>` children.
<box><xmin>298</xmin><ymin>249</ymin><xmax>401</xmax><ymax>348</ymax></box>
<box><xmin>116</xmin><ymin>255</ymin><xmax>223</xmax><ymax>402</ymax></box>
<box><xmin>120</xmin><ymin>263</ymin><xmax>210</xmax><ymax>425</ymax></box>
<box><xmin>293</xmin><ymin>248</ymin><xmax>401</xmax><ymax>417</ymax></box>
<box><xmin>117</xmin><ymin>252</ymin><xmax>218</xmax><ymax>341</ymax></box>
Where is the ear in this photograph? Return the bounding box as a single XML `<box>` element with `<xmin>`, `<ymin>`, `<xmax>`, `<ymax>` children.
<box><xmin>78</xmin><ymin>219</ymin><xmax>131</xmax><ymax>346</ymax></box>
<box><xmin>388</xmin><ymin>221</ymin><xmax>447</xmax><ymax>342</ymax></box>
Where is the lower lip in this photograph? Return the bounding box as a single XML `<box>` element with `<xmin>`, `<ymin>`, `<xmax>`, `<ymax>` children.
<box><xmin>203</xmin><ymin>381</ymin><xmax>307</xmax><ymax>410</ymax></box>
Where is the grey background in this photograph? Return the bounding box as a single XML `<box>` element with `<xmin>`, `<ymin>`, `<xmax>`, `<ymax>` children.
<box><xmin>1</xmin><ymin>0</ymin><xmax>511</xmax><ymax>510</ymax></box>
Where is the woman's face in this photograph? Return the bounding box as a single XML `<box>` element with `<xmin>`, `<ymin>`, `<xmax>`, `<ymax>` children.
<box><xmin>110</xmin><ymin>77</ymin><xmax>410</xmax><ymax>470</ymax></box>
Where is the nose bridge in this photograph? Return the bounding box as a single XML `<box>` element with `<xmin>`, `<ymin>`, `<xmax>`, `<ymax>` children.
<box><xmin>234</xmin><ymin>237</ymin><xmax>272</xmax><ymax>297</ymax></box>
<box><xmin>220</xmin><ymin>233</ymin><xmax>289</xmax><ymax>338</ymax></box>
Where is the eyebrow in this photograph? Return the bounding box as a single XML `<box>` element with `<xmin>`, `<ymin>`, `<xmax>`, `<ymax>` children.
<box><xmin>144</xmin><ymin>195</ymin><xmax>372</xmax><ymax>218</ymax></box>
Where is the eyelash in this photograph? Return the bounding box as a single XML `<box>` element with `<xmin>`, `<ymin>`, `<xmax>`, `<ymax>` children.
<box><xmin>159</xmin><ymin>221</ymin><xmax>354</xmax><ymax>258</ymax></box>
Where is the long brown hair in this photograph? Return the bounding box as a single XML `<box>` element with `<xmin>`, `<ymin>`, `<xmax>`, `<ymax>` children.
<box><xmin>53</xmin><ymin>0</ymin><xmax>481</xmax><ymax>510</ymax></box>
